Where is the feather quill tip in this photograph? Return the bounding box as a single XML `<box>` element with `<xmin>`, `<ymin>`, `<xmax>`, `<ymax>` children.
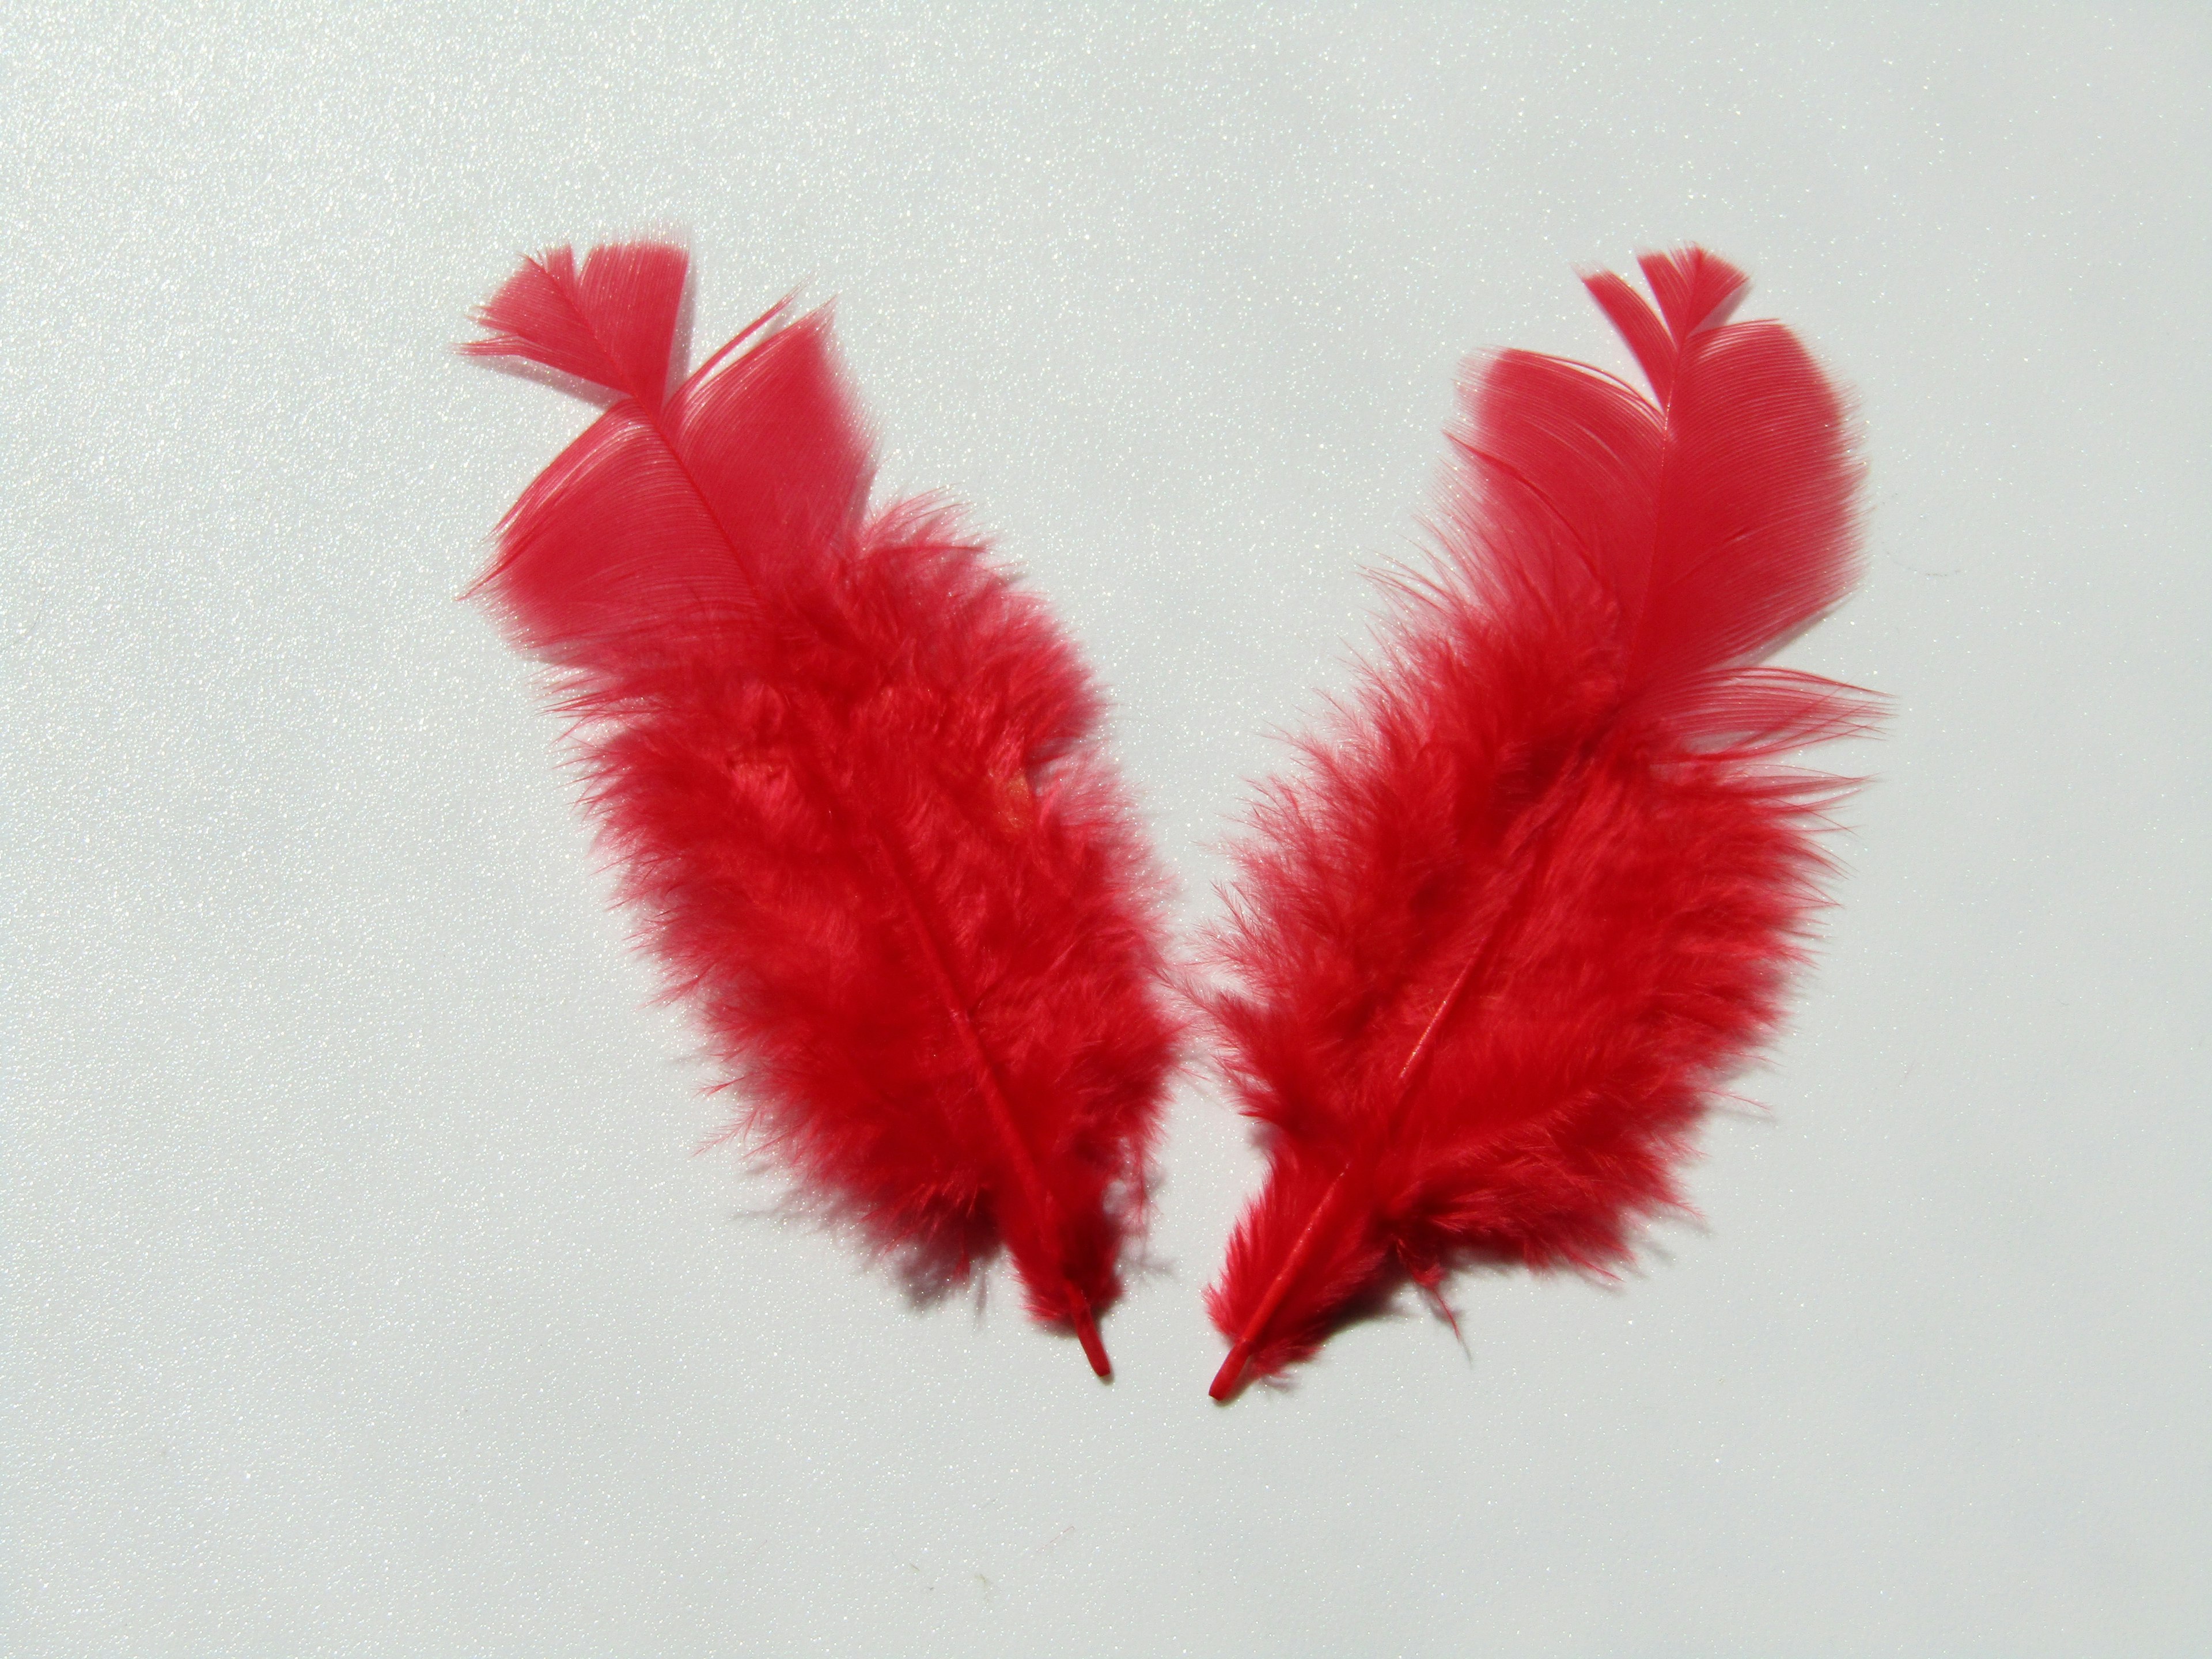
<box><xmin>1071</xmin><ymin>1298</ymin><xmax>1112</xmax><ymax>1380</ymax></box>
<box><xmin>1207</xmin><ymin>1340</ymin><xmax>1251</xmax><ymax>1402</ymax></box>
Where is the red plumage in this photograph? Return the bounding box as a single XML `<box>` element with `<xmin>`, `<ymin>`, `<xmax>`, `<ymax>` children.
<box><xmin>1203</xmin><ymin>249</ymin><xmax>1878</xmax><ymax>1399</ymax></box>
<box><xmin>465</xmin><ymin>242</ymin><xmax>1176</xmax><ymax>1377</ymax></box>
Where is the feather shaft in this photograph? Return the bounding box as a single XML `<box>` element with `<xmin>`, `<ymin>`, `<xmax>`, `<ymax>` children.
<box><xmin>1207</xmin><ymin>737</ymin><xmax>1605</xmax><ymax>1398</ymax></box>
<box><xmin>843</xmin><ymin>787</ymin><xmax>1113</xmax><ymax>1374</ymax></box>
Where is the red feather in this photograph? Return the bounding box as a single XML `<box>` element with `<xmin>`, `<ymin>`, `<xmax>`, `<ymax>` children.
<box><xmin>1202</xmin><ymin>249</ymin><xmax>1878</xmax><ymax>1399</ymax></box>
<box><xmin>465</xmin><ymin>242</ymin><xmax>1177</xmax><ymax>1377</ymax></box>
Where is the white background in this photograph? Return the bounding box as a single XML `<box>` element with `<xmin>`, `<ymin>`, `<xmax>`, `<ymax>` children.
<box><xmin>6</xmin><ymin>4</ymin><xmax>2208</xmax><ymax>1654</ymax></box>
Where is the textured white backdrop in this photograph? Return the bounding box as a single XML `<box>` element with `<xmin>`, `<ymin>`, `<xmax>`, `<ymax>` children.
<box><xmin>6</xmin><ymin>4</ymin><xmax>2209</xmax><ymax>1654</ymax></box>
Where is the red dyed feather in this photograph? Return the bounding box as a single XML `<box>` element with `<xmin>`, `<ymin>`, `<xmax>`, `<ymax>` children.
<box><xmin>1203</xmin><ymin>249</ymin><xmax>1877</xmax><ymax>1399</ymax></box>
<box><xmin>465</xmin><ymin>242</ymin><xmax>1176</xmax><ymax>1376</ymax></box>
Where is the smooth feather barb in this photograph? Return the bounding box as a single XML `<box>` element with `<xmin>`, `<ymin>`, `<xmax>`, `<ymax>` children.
<box><xmin>466</xmin><ymin>242</ymin><xmax>1176</xmax><ymax>1377</ymax></box>
<box><xmin>1203</xmin><ymin>248</ymin><xmax>1878</xmax><ymax>1399</ymax></box>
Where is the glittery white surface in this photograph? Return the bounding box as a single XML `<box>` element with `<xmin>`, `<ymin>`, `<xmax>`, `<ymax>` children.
<box><xmin>6</xmin><ymin>5</ymin><xmax>2209</xmax><ymax>1653</ymax></box>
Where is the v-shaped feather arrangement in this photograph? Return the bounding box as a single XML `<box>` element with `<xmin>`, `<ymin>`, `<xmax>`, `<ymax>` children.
<box><xmin>466</xmin><ymin>240</ymin><xmax>1874</xmax><ymax>1398</ymax></box>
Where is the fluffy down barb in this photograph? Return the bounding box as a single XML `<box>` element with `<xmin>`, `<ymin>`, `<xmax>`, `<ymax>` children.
<box><xmin>1203</xmin><ymin>248</ymin><xmax>1879</xmax><ymax>1399</ymax></box>
<box><xmin>468</xmin><ymin>241</ymin><xmax>1178</xmax><ymax>1377</ymax></box>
